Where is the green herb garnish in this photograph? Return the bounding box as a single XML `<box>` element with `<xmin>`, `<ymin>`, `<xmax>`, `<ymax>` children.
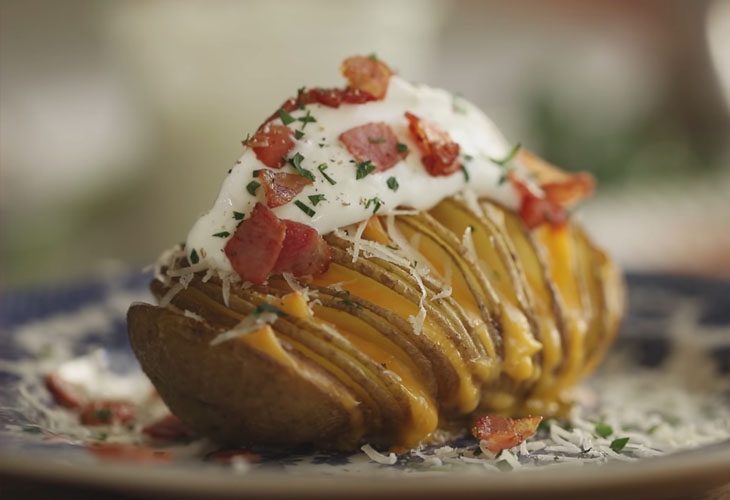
<box><xmin>288</xmin><ymin>152</ymin><xmax>315</xmax><ymax>182</ymax></box>
<box><xmin>308</xmin><ymin>194</ymin><xmax>326</xmax><ymax>206</ymax></box>
<box><xmin>233</xmin><ymin>211</ymin><xmax>245</xmax><ymax>220</ymax></box>
<box><xmin>252</xmin><ymin>169</ymin><xmax>263</xmax><ymax>178</ymax></box>
<box><xmin>212</xmin><ymin>231</ymin><xmax>230</xmax><ymax>238</ymax></box>
<box><xmin>461</xmin><ymin>164</ymin><xmax>470</xmax><ymax>182</ymax></box>
<box><xmin>490</xmin><ymin>143</ymin><xmax>522</xmax><ymax>166</ymax></box>
<box><xmin>595</xmin><ymin>422</ymin><xmax>613</xmax><ymax>439</ymax></box>
<box><xmin>294</xmin><ymin>130</ymin><xmax>305</xmax><ymax>140</ymax></box>
<box><xmin>189</xmin><ymin>249</ymin><xmax>200</xmax><ymax>264</ymax></box>
<box><xmin>318</xmin><ymin>163</ymin><xmax>336</xmax><ymax>185</ymax></box>
<box><xmin>609</xmin><ymin>437</ymin><xmax>630</xmax><ymax>453</ymax></box>
<box><xmin>387</xmin><ymin>176</ymin><xmax>399</xmax><ymax>191</ymax></box>
<box><xmin>277</xmin><ymin>108</ymin><xmax>296</xmax><ymax>125</ymax></box>
<box><xmin>355</xmin><ymin>160</ymin><xmax>376</xmax><ymax>180</ymax></box>
<box><xmin>364</xmin><ymin>196</ymin><xmax>383</xmax><ymax>214</ymax></box>
<box><xmin>368</xmin><ymin>53</ymin><xmax>378</xmax><ymax>61</ymax></box>
<box><xmin>253</xmin><ymin>303</ymin><xmax>286</xmax><ymax>316</ymax></box>
<box><xmin>396</xmin><ymin>142</ymin><xmax>409</xmax><ymax>154</ymax></box>
<box><xmin>297</xmin><ymin>109</ymin><xmax>317</xmax><ymax>129</ymax></box>
<box><xmin>246</xmin><ymin>180</ymin><xmax>260</xmax><ymax>195</ymax></box>
<box><xmin>294</xmin><ymin>200</ymin><xmax>315</xmax><ymax>217</ymax></box>
<box><xmin>95</xmin><ymin>408</ymin><xmax>113</xmax><ymax>422</ymax></box>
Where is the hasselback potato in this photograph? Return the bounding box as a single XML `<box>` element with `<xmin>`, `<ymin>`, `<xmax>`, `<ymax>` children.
<box><xmin>127</xmin><ymin>56</ymin><xmax>624</xmax><ymax>451</ymax></box>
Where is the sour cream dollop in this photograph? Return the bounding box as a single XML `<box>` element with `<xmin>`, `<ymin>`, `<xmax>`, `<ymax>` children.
<box><xmin>186</xmin><ymin>76</ymin><xmax>520</xmax><ymax>274</ymax></box>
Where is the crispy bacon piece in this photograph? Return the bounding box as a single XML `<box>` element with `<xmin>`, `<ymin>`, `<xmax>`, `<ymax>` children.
<box><xmin>341</xmin><ymin>56</ymin><xmax>392</xmax><ymax>100</ymax></box>
<box><xmin>339</xmin><ymin>122</ymin><xmax>405</xmax><ymax>172</ymax></box>
<box><xmin>248</xmin><ymin>124</ymin><xmax>295</xmax><ymax>168</ymax></box>
<box><xmin>510</xmin><ymin>173</ymin><xmax>568</xmax><ymax>230</ymax></box>
<box><xmin>263</xmin><ymin>87</ymin><xmax>378</xmax><ymax>126</ymax></box>
<box><xmin>273</xmin><ymin>220</ymin><xmax>332</xmax><ymax>277</ymax></box>
<box><xmin>45</xmin><ymin>373</ymin><xmax>86</xmax><ymax>409</ymax></box>
<box><xmin>257</xmin><ymin>170</ymin><xmax>313</xmax><ymax>208</ymax></box>
<box><xmin>471</xmin><ymin>415</ymin><xmax>543</xmax><ymax>453</ymax></box>
<box><xmin>404</xmin><ymin>111</ymin><xmax>460</xmax><ymax>176</ymax></box>
<box><xmin>224</xmin><ymin>203</ymin><xmax>287</xmax><ymax>284</ymax></box>
<box><xmin>142</xmin><ymin>414</ymin><xmax>195</xmax><ymax>441</ymax></box>
<box><xmin>79</xmin><ymin>401</ymin><xmax>136</xmax><ymax>427</ymax></box>
<box><xmin>518</xmin><ymin>149</ymin><xmax>595</xmax><ymax>207</ymax></box>
<box><xmin>87</xmin><ymin>443</ymin><xmax>172</xmax><ymax>463</ymax></box>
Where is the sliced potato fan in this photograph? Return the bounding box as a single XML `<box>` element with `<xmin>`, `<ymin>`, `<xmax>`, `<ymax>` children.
<box><xmin>128</xmin><ymin>195</ymin><xmax>624</xmax><ymax>450</ymax></box>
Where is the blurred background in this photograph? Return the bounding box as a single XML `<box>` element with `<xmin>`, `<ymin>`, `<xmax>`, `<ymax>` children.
<box><xmin>1</xmin><ymin>0</ymin><xmax>730</xmax><ymax>288</ymax></box>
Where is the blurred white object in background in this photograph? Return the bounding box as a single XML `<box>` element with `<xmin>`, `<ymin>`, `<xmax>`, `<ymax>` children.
<box><xmin>708</xmin><ymin>0</ymin><xmax>730</xmax><ymax>112</ymax></box>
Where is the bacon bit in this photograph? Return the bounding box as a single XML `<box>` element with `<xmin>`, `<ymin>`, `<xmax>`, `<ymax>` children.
<box><xmin>273</xmin><ymin>220</ymin><xmax>332</xmax><ymax>277</ymax></box>
<box><xmin>341</xmin><ymin>55</ymin><xmax>392</xmax><ymax>100</ymax></box>
<box><xmin>79</xmin><ymin>401</ymin><xmax>136</xmax><ymax>427</ymax></box>
<box><xmin>510</xmin><ymin>173</ymin><xmax>569</xmax><ymax>230</ymax></box>
<box><xmin>471</xmin><ymin>415</ymin><xmax>543</xmax><ymax>453</ymax></box>
<box><xmin>339</xmin><ymin>122</ymin><xmax>405</xmax><ymax>172</ymax></box>
<box><xmin>45</xmin><ymin>373</ymin><xmax>86</xmax><ymax>409</ymax></box>
<box><xmin>404</xmin><ymin>111</ymin><xmax>460</xmax><ymax>176</ymax></box>
<box><xmin>257</xmin><ymin>170</ymin><xmax>313</xmax><ymax>208</ymax></box>
<box><xmin>248</xmin><ymin>124</ymin><xmax>295</xmax><ymax>168</ymax></box>
<box><xmin>205</xmin><ymin>448</ymin><xmax>262</xmax><ymax>464</ymax></box>
<box><xmin>142</xmin><ymin>414</ymin><xmax>195</xmax><ymax>441</ymax></box>
<box><xmin>225</xmin><ymin>203</ymin><xmax>287</xmax><ymax>284</ymax></box>
<box><xmin>87</xmin><ymin>443</ymin><xmax>172</xmax><ymax>463</ymax></box>
<box><xmin>518</xmin><ymin>149</ymin><xmax>595</xmax><ymax>208</ymax></box>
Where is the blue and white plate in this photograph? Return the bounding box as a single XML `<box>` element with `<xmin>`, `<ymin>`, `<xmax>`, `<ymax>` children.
<box><xmin>1</xmin><ymin>273</ymin><xmax>729</xmax><ymax>499</ymax></box>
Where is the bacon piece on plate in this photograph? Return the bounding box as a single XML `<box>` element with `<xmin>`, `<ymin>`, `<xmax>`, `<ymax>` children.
<box><xmin>471</xmin><ymin>415</ymin><xmax>543</xmax><ymax>453</ymax></box>
<box><xmin>79</xmin><ymin>401</ymin><xmax>136</xmax><ymax>427</ymax></box>
<box><xmin>341</xmin><ymin>55</ymin><xmax>392</xmax><ymax>100</ymax></box>
<box><xmin>404</xmin><ymin>111</ymin><xmax>460</xmax><ymax>176</ymax></box>
<box><xmin>142</xmin><ymin>414</ymin><xmax>195</xmax><ymax>441</ymax></box>
<box><xmin>257</xmin><ymin>170</ymin><xmax>313</xmax><ymax>208</ymax></box>
<box><xmin>87</xmin><ymin>443</ymin><xmax>172</xmax><ymax>463</ymax></box>
<box><xmin>273</xmin><ymin>220</ymin><xmax>332</xmax><ymax>277</ymax></box>
<box><xmin>224</xmin><ymin>203</ymin><xmax>287</xmax><ymax>284</ymax></box>
<box><xmin>45</xmin><ymin>373</ymin><xmax>87</xmax><ymax>409</ymax></box>
<box><xmin>248</xmin><ymin>124</ymin><xmax>295</xmax><ymax>168</ymax></box>
<box><xmin>339</xmin><ymin>122</ymin><xmax>405</xmax><ymax>172</ymax></box>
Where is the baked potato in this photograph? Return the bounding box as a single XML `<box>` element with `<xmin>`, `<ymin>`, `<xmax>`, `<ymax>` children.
<box><xmin>127</xmin><ymin>56</ymin><xmax>624</xmax><ymax>451</ymax></box>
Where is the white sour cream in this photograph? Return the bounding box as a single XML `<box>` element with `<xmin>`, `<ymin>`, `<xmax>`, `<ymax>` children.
<box><xmin>186</xmin><ymin>76</ymin><xmax>520</xmax><ymax>274</ymax></box>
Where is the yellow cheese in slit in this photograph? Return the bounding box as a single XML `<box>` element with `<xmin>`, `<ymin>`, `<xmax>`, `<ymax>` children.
<box><xmin>278</xmin><ymin>291</ymin><xmax>311</xmax><ymax>318</ymax></box>
<box><xmin>313</xmin><ymin>306</ymin><xmax>437</xmax><ymax>448</ymax></box>
<box><xmin>427</xmin><ymin>203</ymin><xmax>542</xmax><ymax>382</ymax></box>
<box><xmin>535</xmin><ymin>225</ymin><xmax>587</xmax><ymax>392</ymax></box>
<box><xmin>240</xmin><ymin>325</ymin><xmax>296</xmax><ymax>369</ymax></box>
<box><xmin>496</xmin><ymin>206</ymin><xmax>563</xmax><ymax>396</ymax></box>
<box><xmin>313</xmin><ymin>264</ymin><xmax>480</xmax><ymax>413</ymax></box>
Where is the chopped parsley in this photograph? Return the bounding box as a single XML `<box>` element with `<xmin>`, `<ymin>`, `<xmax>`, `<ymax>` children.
<box><xmin>461</xmin><ymin>164</ymin><xmax>470</xmax><ymax>182</ymax></box>
<box><xmin>233</xmin><ymin>211</ymin><xmax>245</xmax><ymax>220</ymax></box>
<box><xmin>537</xmin><ymin>419</ymin><xmax>553</xmax><ymax>433</ymax></box>
<box><xmin>463</xmin><ymin>154</ymin><xmax>474</xmax><ymax>162</ymax></box>
<box><xmin>364</xmin><ymin>196</ymin><xmax>383</xmax><ymax>214</ymax></box>
<box><xmin>277</xmin><ymin>108</ymin><xmax>296</xmax><ymax>125</ymax></box>
<box><xmin>212</xmin><ymin>231</ymin><xmax>230</xmax><ymax>238</ymax></box>
<box><xmin>95</xmin><ymin>408</ymin><xmax>112</xmax><ymax>422</ymax></box>
<box><xmin>253</xmin><ymin>303</ymin><xmax>286</xmax><ymax>316</ymax></box>
<box><xmin>297</xmin><ymin>109</ymin><xmax>317</xmax><ymax>129</ymax></box>
<box><xmin>396</xmin><ymin>142</ymin><xmax>409</xmax><ymax>154</ymax></box>
<box><xmin>387</xmin><ymin>176</ymin><xmax>399</xmax><ymax>191</ymax></box>
<box><xmin>339</xmin><ymin>297</ymin><xmax>360</xmax><ymax>308</ymax></box>
<box><xmin>368</xmin><ymin>53</ymin><xmax>378</xmax><ymax>61</ymax></box>
<box><xmin>355</xmin><ymin>160</ymin><xmax>376</xmax><ymax>180</ymax></box>
<box><xmin>294</xmin><ymin>200</ymin><xmax>315</xmax><ymax>217</ymax></box>
<box><xmin>189</xmin><ymin>249</ymin><xmax>200</xmax><ymax>264</ymax></box>
<box><xmin>318</xmin><ymin>163</ymin><xmax>336</xmax><ymax>185</ymax></box>
<box><xmin>594</xmin><ymin>422</ymin><xmax>613</xmax><ymax>438</ymax></box>
<box><xmin>308</xmin><ymin>194</ymin><xmax>326</xmax><ymax>206</ymax></box>
<box><xmin>294</xmin><ymin>129</ymin><xmax>305</xmax><ymax>140</ymax></box>
<box><xmin>609</xmin><ymin>437</ymin><xmax>630</xmax><ymax>453</ymax></box>
<box><xmin>252</xmin><ymin>169</ymin><xmax>263</xmax><ymax>178</ymax></box>
<box><xmin>288</xmin><ymin>152</ymin><xmax>315</xmax><ymax>181</ymax></box>
<box><xmin>246</xmin><ymin>180</ymin><xmax>260</xmax><ymax>195</ymax></box>
<box><xmin>490</xmin><ymin>142</ymin><xmax>522</xmax><ymax>185</ymax></box>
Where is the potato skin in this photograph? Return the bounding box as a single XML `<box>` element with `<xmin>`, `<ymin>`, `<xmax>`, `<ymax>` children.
<box><xmin>127</xmin><ymin>303</ymin><xmax>363</xmax><ymax>449</ymax></box>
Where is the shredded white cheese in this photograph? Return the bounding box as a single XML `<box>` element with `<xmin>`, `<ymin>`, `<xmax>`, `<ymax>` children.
<box><xmin>360</xmin><ymin>443</ymin><xmax>397</xmax><ymax>465</ymax></box>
